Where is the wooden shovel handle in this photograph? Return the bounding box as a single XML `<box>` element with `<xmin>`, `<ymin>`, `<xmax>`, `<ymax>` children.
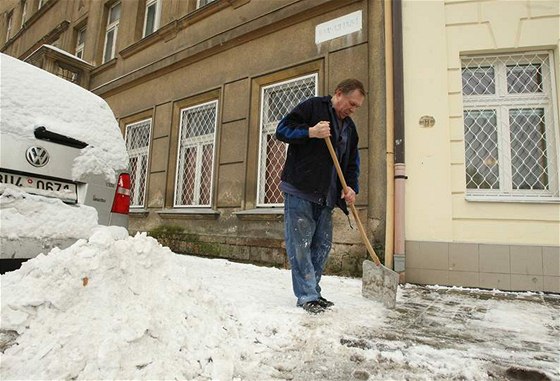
<box><xmin>324</xmin><ymin>137</ymin><xmax>381</xmax><ymax>266</ymax></box>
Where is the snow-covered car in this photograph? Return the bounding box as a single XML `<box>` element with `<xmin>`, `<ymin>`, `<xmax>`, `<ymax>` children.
<box><xmin>0</xmin><ymin>53</ymin><xmax>130</xmax><ymax>271</ymax></box>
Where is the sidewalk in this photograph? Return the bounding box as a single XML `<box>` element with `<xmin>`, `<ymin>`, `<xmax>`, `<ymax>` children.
<box><xmin>1</xmin><ymin>240</ymin><xmax>559</xmax><ymax>381</ymax></box>
<box><xmin>333</xmin><ymin>284</ymin><xmax>560</xmax><ymax>381</ymax></box>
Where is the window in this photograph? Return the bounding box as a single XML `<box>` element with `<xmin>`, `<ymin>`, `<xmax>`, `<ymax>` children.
<box><xmin>102</xmin><ymin>2</ymin><xmax>121</xmax><ymax>63</ymax></box>
<box><xmin>197</xmin><ymin>0</ymin><xmax>216</xmax><ymax>8</ymax></box>
<box><xmin>257</xmin><ymin>74</ymin><xmax>318</xmax><ymax>206</ymax></box>
<box><xmin>20</xmin><ymin>0</ymin><xmax>27</xmax><ymax>27</ymax></box>
<box><xmin>125</xmin><ymin>119</ymin><xmax>152</xmax><ymax>208</ymax></box>
<box><xmin>175</xmin><ymin>101</ymin><xmax>218</xmax><ymax>207</ymax></box>
<box><xmin>143</xmin><ymin>0</ymin><xmax>160</xmax><ymax>37</ymax></box>
<box><xmin>75</xmin><ymin>26</ymin><xmax>86</xmax><ymax>59</ymax></box>
<box><xmin>6</xmin><ymin>12</ymin><xmax>13</xmax><ymax>41</ymax></box>
<box><xmin>462</xmin><ymin>52</ymin><xmax>559</xmax><ymax>201</ymax></box>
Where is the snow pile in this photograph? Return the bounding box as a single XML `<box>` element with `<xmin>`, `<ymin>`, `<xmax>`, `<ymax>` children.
<box><xmin>0</xmin><ymin>185</ymin><xmax>97</xmax><ymax>239</ymax></box>
<box><xmin>1</xmin><ymin>226</ymin><xmax>558</xmax><ymax>380</ymax></box>
<box><xmin>0</xmin><ymin>53</ymin><xmax>128</xmax><ymax>182</ymax></box>
<box><xmin>1</xmin><ymin>227</ymin><xmax>240</xmax><ymax>380</ymax></box>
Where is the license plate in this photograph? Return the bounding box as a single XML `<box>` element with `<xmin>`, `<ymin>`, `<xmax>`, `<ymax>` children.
<box><xmin>0</xmin><ymin>170</ymin><xmax>78</xmax><ymax>203</ymax></box>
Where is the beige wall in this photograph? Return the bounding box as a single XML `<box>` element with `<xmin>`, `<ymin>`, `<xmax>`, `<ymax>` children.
<box><xmin>402</xmin><ymin>0</ymin><xmax>560</xmax><ymax>292</ymax></box>
<box><xmin>1</xmin><ymin>0</ymin><xmax>384</xmax><ymax>278</ymax></box>
<box><xmin>403</xmin><ymin>0</ymin><xmax>560</xmax><ymax>246</ymax></box>
<box><xmin>95</xmin><ymin>0</ymin><xmax>382</xmax><ymax>277</ymax></box>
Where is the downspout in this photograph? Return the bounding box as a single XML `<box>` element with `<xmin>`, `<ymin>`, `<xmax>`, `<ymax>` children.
<box><xmin>384</xmin><ymin>0</ymin><xmax>395</xmax><ymax>270</ymax></box>
<box><xmin>392</xmin><ymin>0</ymin><xmax>407</xmax><ymax>275</ymax></box>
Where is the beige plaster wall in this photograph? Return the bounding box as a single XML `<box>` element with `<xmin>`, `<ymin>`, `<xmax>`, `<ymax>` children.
<box><xmin>402</xmin><ymin>0</ymin><xmax>559</xmax><ymax>292</ymax></box>
<box><xmin>403</xmin><ymin>0</ymin><xmax>560</xmax><ymax>247</ymax></box>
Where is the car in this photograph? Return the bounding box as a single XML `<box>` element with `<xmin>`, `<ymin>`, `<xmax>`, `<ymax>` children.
<box><xmin>0</xmin><ymin>52</ymin><xmax>130</xmax><ymax>272</ymax></box>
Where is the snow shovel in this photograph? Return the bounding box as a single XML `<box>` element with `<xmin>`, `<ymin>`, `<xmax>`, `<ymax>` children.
<box><xmin>324</xmin><ymin>137</ymin><xmax>399</xmax><ymax>308</ymax></box>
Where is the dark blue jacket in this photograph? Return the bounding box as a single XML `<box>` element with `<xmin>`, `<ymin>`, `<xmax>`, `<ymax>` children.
<box><xmin>275</xmin><ymin>96</ymin><xmax>360</xmax><ymax>214</ymax></box>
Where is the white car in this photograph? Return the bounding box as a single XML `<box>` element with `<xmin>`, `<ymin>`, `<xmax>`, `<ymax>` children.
<box><xmin>0</xmin><ymin>53</ymin><xmax>130</xmax><ymax>272</ymax></box>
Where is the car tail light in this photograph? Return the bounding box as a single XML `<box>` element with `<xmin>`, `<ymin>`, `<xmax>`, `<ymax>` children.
<box><xmin>111</xmin><ymin>173</ymin><xmax>131</xmax><ymax>214</ymax></box>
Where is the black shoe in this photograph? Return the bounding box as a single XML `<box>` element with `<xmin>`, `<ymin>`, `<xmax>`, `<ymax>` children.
<box><xmin>301</xmin><ymin>300</ymin><xmax>326</xmax><ymax>314</ymax></box>
<box><xmin>318</xmin><ymin>297</ymin><xmax>334</xmax><ymax>308</ymax></box>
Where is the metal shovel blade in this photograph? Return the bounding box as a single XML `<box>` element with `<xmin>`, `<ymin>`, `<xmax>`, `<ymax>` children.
<box><xmin>362</xmin><ymin>259</ymin><xmax>399</xmax><ymax>309</ymax></box>
<box><xmin>322</xmin><ymin>137</ymin><xmax>399</xmax><ymax>308</ymax></box>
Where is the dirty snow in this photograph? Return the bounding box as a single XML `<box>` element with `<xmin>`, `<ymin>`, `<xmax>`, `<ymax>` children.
<box><xmin>1</xmin><ymin>226</ymin><xmax>558</xmax><ymax>380</ymax></box>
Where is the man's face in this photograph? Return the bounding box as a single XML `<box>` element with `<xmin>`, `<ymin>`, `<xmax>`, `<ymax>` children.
<box><xmin>333</xmin><ymin>89</ymin><xmax>364</xmax><ymax>120</ymax></box>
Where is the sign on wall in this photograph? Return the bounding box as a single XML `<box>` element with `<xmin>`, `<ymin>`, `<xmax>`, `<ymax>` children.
<box><xmin>315</xmin><ymin>10</ymin><xmax>363</xmax><ymax>44</ymax></box>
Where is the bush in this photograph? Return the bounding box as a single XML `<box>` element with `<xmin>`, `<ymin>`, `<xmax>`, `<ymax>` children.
<box><xmin>148</xmin><ymin>224</ymin><xmax>185</xmax><ymax>241</ymax></box>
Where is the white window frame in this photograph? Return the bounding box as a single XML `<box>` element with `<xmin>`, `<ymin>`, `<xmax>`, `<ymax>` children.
<box><xmin>6</xmin><ymin>12</ymin><xmax>13</xmax><ymax>41</ymax></box>
<box><xmin>75</xmin><ymin>26</ymin><xmax>86</xmax><ymax>59</ymax></box>
<box><xmin>256</xmin><ymin>73</ymin><xmax>318</xmax><ymax>207</ymax></box>
<box><xmin>197</xmin><ymin>0</ymin><xmax>216</xmax><ymax>9</ymax></box>
<box><xmin>20</xmin><ymin>0</ymin><xmax>27</xmax><ymax>27</ymax></box>
<box><xmin>142</xmin><ymin>0</ymin><xmax>161</xmax><ymax>37</ymax></box>
<box><xmin>462</xmin><ymin>51</ymin><xmax>559</xmax><ymax>202</ymax></box>
<box><xmin>125</xmin><ymin>119</ymin><xmax>152</xmax><ymax>208</ymax></box>
<box><xmin>102</xmin><ymin>2</ymin><xmax>120</xmax><ymax>64</ymax></box>
<box><xmin>174</xmin><ymin>100</ymin><xmax>218</xmax><ymax>208</ymax></box>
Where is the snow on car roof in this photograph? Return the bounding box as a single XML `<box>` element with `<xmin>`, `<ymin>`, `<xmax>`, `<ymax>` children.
<box><xmin>0</xmin><ymin>53</ymin><xmax>128</xmax><ymax>182</ymax></box>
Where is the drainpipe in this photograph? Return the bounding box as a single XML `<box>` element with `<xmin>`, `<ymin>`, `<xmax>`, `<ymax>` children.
<box><xmin>392</xmin><ymin>0</ymin><xmax>407</xmax><ymax>275</ymax></box>
<box><xmin>384</xmin><ymin>0</ymin><xmax>395</xmax><ymax>270</ymax></box>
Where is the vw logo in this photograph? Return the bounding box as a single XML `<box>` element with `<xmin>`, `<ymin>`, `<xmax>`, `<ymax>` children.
<box><xmin>25</xmin><ymin>146</ymin><xmax>50</xmax><ymax>167</ymax></box>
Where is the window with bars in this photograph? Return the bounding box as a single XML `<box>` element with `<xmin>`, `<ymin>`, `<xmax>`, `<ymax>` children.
<box><xmin>461</xmin><ymin>52</ymin><xmax>559</xmax><ymax>201</ymax></box>
<box><xmin>125</xmin><ymin>119</ymin><xmax>152</xmax><ymax>208</ymax></box>
<box><xmin>103</xmin><ymin>2</ymin><xmax>120</xmax><ymax>63</ymax></box>
<box><xmin>175</xmin><ymin>101</ymin><xmax>218</xmax><ymax>207</ymax></box>
<box><xmin>257</xmin><ymin>74</ymin><xmax>318</xmax><ymax>206</ymax></box>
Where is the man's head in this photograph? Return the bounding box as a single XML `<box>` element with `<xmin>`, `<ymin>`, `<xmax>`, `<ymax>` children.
<box><xmin>331</xmin><ymin>78</ymin><xmax>365</xmax><ymax>120</ymax></box>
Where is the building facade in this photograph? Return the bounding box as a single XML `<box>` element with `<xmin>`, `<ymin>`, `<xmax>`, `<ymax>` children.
<box><xmin>2</xmin><ymin>0</ymin><xmax>558</xmax><ymax>292</ymax></box>
<box><xmin>1</xmin><ymin>0</ymin><xmax>388</xmax><ymax>277</ymax></box>
<box><xmin>402</xmin><ymin>0</ymin><xmax>560</xmax><ymax>292</ymax></box>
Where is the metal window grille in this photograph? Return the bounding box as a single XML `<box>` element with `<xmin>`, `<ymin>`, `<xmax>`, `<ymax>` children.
<box><xmin>257</xmin><ymin>74</ymin><xmax>318</xmax><ymax>206</ymax></box>
<box><xmin>125</xmin><ymin>119</ymin><xmax>152</xmax><ymax>208</ymax></box>
<box><xmin>175</xmin><ymin>100</ymin><xmax>217</xmax><ymax>207</ymax></box>
<box><xmin>461</xmin><ymin>52</ymin><xmax>559</xmax><ymax>201</ymax></box>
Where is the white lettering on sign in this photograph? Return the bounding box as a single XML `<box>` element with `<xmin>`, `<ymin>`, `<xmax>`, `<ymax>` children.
<box><xmin>315</xmin><ymin>11</ymin><xmax>362</xmax><ymax>45</ymax></box>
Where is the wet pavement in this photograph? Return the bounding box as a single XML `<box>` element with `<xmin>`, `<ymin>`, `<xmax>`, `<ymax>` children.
<box><xmin>334</xmin><ymin>285</ymin><xmax>560</xmax><ymax>380</ymax></box>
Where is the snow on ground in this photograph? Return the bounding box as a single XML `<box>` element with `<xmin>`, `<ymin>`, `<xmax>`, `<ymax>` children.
<box><xmin>1</xmin><ymin>227</ymin><xmax>558</xmax><ymax>381</ymax></box>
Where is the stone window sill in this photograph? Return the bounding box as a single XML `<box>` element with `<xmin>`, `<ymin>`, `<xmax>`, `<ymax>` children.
<box><xmin>157</xmin><ymin>208</ymin><xmax>220</xmax><ymax>220</ymax></box>
<box><xmin>233</xmin><ymin>208</ymin><xmax>283</xmax><ymax>221</ymax></box>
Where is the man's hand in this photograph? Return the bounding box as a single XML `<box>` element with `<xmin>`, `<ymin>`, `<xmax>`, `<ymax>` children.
<box><xmin>308</xmin><ymin>121</ymin><xmax>331</xmax><ymax>139</ymax></box>
<box><xmin>341</xmin><ymin>187</ymin><xmax>356</xmax><ymax>205</ymax></box>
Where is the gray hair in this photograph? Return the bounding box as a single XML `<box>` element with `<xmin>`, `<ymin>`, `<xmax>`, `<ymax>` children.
<box><xmin>335</xmin><ymin>78</ymin><xmax>366</xmax><ymax>96</ymax></box>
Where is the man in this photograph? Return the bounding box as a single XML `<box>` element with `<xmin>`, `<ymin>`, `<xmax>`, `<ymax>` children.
<box><xmin>276</xmin><ymin>78</ymin><xmax>365</xmax><ymax>314</ymax></box>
